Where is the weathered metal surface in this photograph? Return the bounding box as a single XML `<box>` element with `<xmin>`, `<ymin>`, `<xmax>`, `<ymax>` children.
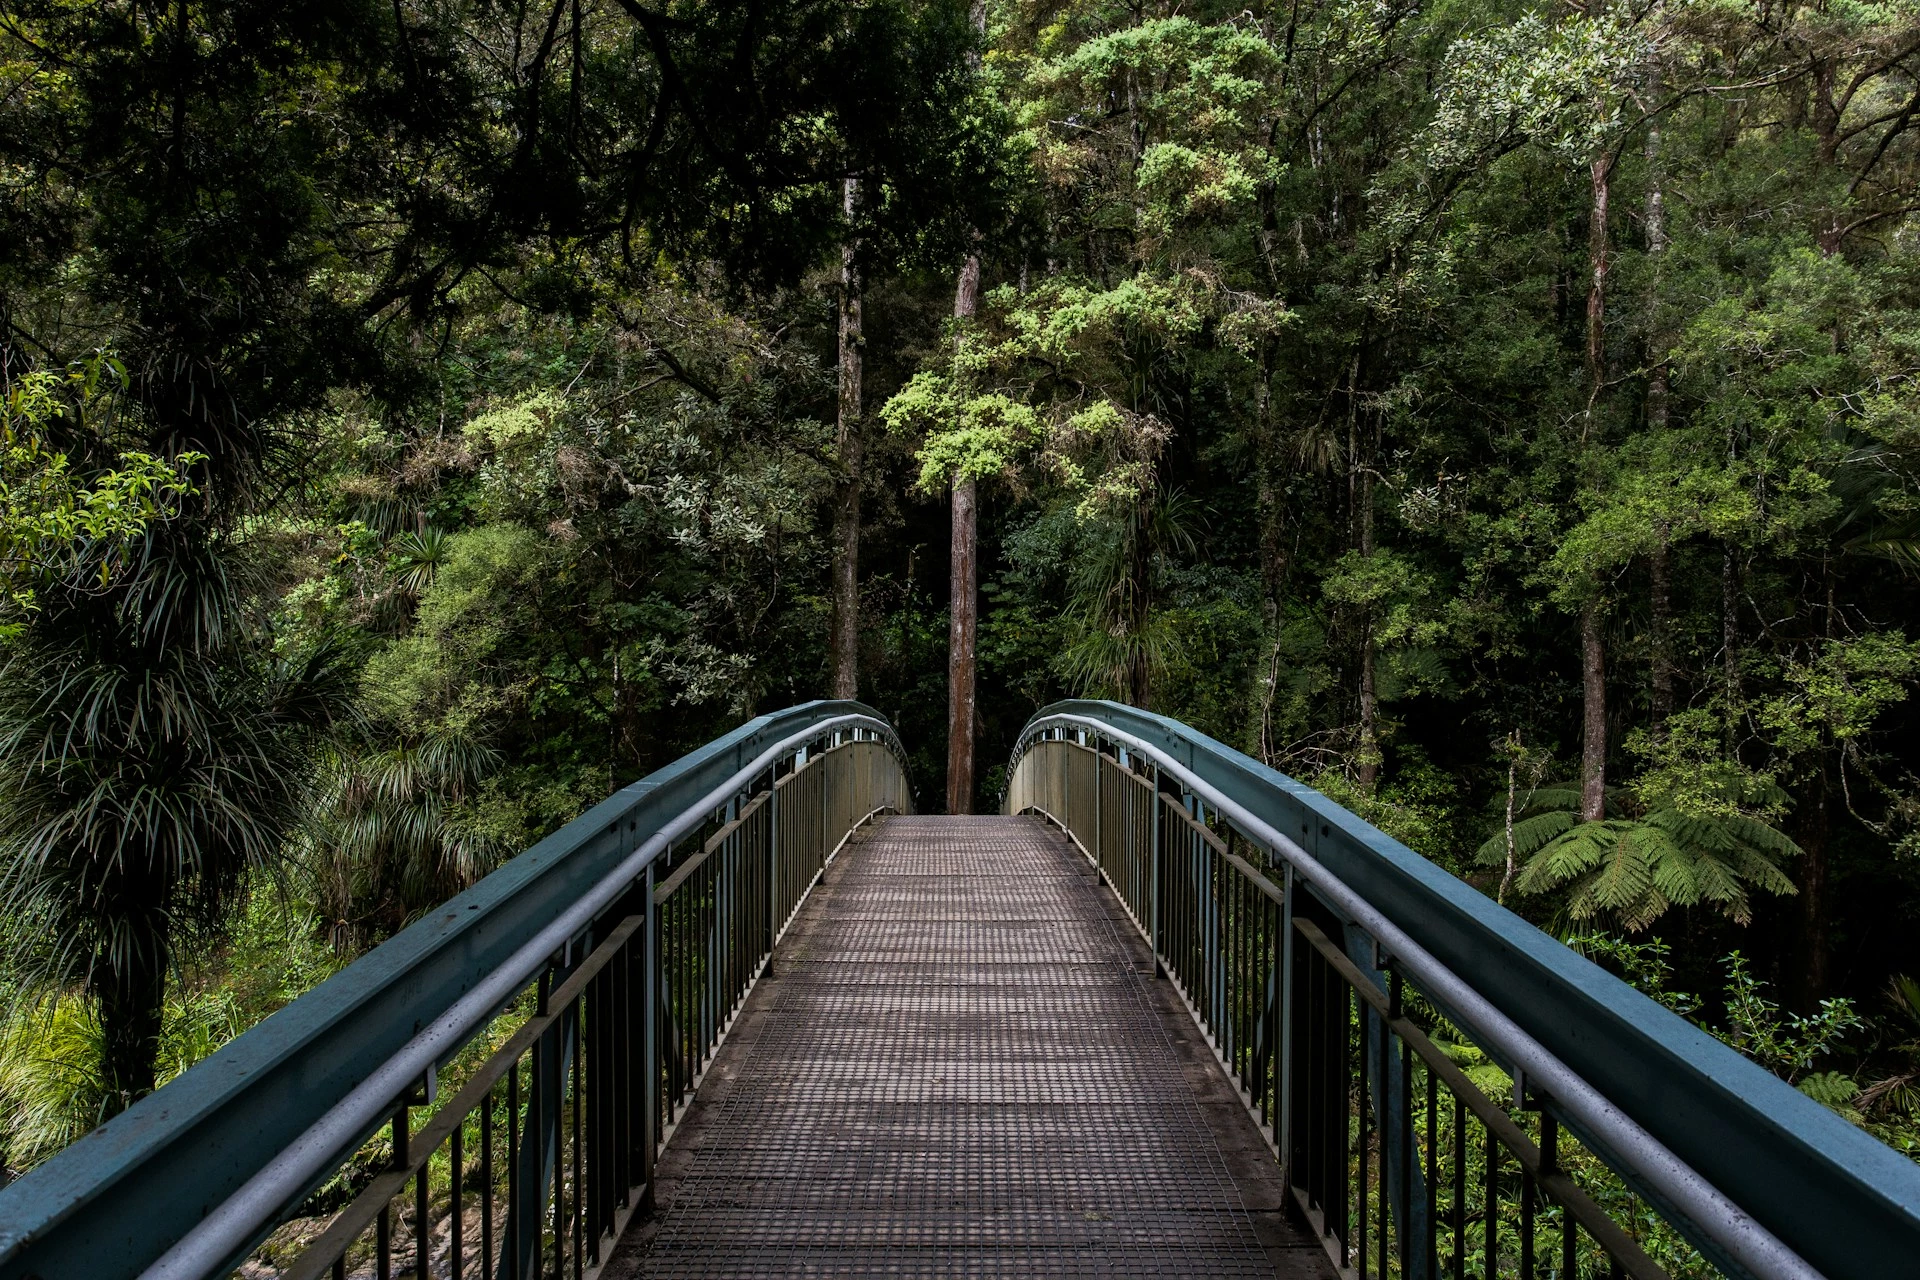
<box><xmin>609</xmin><ymin>815</ymin><xmax>1330</xmax><ymax>1278</ymax></box>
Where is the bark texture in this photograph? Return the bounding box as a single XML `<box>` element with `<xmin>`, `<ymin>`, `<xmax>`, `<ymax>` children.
<box><xmin>946</xmin><ymin>251</ymin><xmax>982</xmax><ymax>813</ymax></box>
<box><xmin>830</xmin><ymin>177</ymin><xmax>863</xmax><ymax>699</ymax></box>
<box><xmin>1650</xmin><ymin>530</ymin><xmax>1674</xmax><ymax>737</ymax></box>
<box><xmin>1581</xmin><ymin>602</ymin><xmax>1607</xmax><ymax>822</ymax></box>
<box><xmin>1646</xmin><ymin>118</ymin><xmax>1673</xmax><ymax>740</ymax></box>
<box><xmin>947</xmin><ymin>478</ymin><xmax>978</xmax><ymax>814</ymax></box>
<box><xmin>1584</xmin><ymin>152</ymin><xmax>1612</xmax><ymax>426</ymax></box>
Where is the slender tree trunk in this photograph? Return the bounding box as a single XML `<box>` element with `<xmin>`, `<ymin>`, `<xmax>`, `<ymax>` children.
<box><xmin>1793</xmin><ymin>760</ymin><xmax>1832</xmax><ymax>1009</ymax></box>
<box><xmin>1644</xmin><ymin>113</ymin><xmax>1669</xmax><ymax>434</ymax></box>
<box><xmin>943</xmin><ymin>0</ymin><xmax>987</xmax><ymax>815</ymax></box>
<box><xmin>1650</xmin><ymin>525</ymin><xmax>1674</xmax><ymax>738</ymax></box>
<box><xmin>1255</xmin><ymin>344</ymin><xmax>1285</xmax><ymax>615</ymax></box>
<box><xmin>947</xmin><ymin>481</ymin><xmax>978</xmax><ymax>812</ymax></box>
<box><xmin>1501</xmin><ymin>732</ymin><xmax>1521</xmax><ymax>905</ymax></box>
<box><xmin>1722</xmin><ymin>543</ymin><xmax>1741</xmax><ymax>719</ymax></box>
<box><xmin>946</xmin><ymin>251</ymin><xmax>982</xmax><ymax>814</ymax></box>
<box><xmin>1583</xmin><ymin>152</ymin><xmax>1613</xmax><ymax>435</ymax></box>
<box><xmin>1645</xmin><ymin>116</ymin><xmax>1673</xmax><ymax>741</ymax></box>
<box><xmin>1123</xmin><ymin>496</ymin><xmax>1152</xmax><ymax>707</ymax></box>
<box><xmin>1357</xmin><ymin>630</ymin><xmax>1379</xmax><ymax>791</ymax></box>
<box><xmin>1581</xmin><ymin>602</ymin><xmax>1607</xmax><ymax>822</ymax></box>
<box><xmin>1356</xmin><ymin>465</ymin><xmax>1379</xmax><ymax>792</ymax></box>
<box><xmin>830</xmin><ymin>178</ymin><xmax>863</xmax><ymax>699</ymax></box>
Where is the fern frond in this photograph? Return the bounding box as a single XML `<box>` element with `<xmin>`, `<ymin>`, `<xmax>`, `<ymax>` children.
<box><xmin>1475</xmin><ymin>810</ymin><xmax>1575</xmax><ymax>865</ymax></box>
<box><xmin>1511</xmin><ymin>811</ymin><xmax>1578</xmax><ymax>858</ymax></box>
<box><xmin>1585</xmin><ymin>823</ymin><xmax>1656</xmax><ymax>913</ymax></box>
<box><xmin>1512</xmin><ymin>821</ymin><xmax>1612</xmax><ymax>894</ymax></box>
<box><xmin>1727</xmin><ymin>845</ymin><xmax>1798</xmax><ymax>897</ymax></box>
<box><xmin>1518</xmin><ymin>785</ymin><xmax>1585</xmax><ymax>814</ymax></box>
<box><xmin>1719</xmin><ymin>814</ymin><xmax>1802</xmax><ymax>857</ymax></box>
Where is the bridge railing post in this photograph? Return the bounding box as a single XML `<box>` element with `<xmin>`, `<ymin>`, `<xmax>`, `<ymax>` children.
<box><xmin>1148</xmin><ymin>764</ymin><xmax>1163</xmax><ymax>971</ymax></box>
<box><xmin>642</xmin><ymin>863</ymin><xmax>660</xmax><ymax>1211</ymax></box>
<box><xmin>1276</xmin><ymin>862</ymin><xmax>1294</xmax><ymax>1179</ymax></box>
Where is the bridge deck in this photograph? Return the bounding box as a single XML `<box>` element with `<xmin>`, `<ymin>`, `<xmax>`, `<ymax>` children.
<box><xmin>606</xmin><ymin>815</ymin><xmax>1334</xmax><ymax>1278</ymax></box>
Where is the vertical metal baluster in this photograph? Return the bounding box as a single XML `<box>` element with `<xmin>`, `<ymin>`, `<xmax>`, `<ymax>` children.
<box><xmin>378</xmin><ymin>1204</ymin><xmax>392</xmax><ymax>1280</ymax></box>
<box><xmin>590</xmin><ymin>959</ymin><xmax>606</xmax><ymax>1255</ymax></box>
<box><xmin>415</xmin><ymin>1135</ymin><xmax>430</xmax><ymax>1280</ymax></box>
<box><xmin>674</xmin><ymin>885</ymin><xmax>685</xmax><ymax>1108</ymax></box>
<box><xmin>333</xmin><ymin>1256</ymin><xmax>346</xmax><ymax>1280</ymax></box>
<box><xmin>1304</xmin><ymin>943</ymin><xmax>1321</xmax><ymax>1228</ymax></box>
<box><xmin>1485</xmin><ymin>1122</ymin><xmax>1498</xmax><ymax>1280</ymax></box>
<box><xmin>390</xmin><ymin>1104</ymin><xmax>408</xmax><ymax>1280</ymax></box>
<box><xmin>1397</xmin><ymin>996</ymin><xmax>1411</xmax><ymax>1275</ymax></box>
<box><xmin>1453</xmin><ymin>1095</ymin><xmax>1466</xmax><ymax>1280</ymax></box>
<box><xmin>1543</xmin><ymin>1110</ymin><xmax>1574</xmax><ymax>1280</ymax></box>
<box><xmin>1358</xmin><ymin>994</ymin><xmax>1369</xmax><ymax>1280</ymax></box>
<box><xmin>1427</xmin><ymin>1058</ymin><xmax>1439</xmax><ymax>1279</ymax></box>
<box><xmin>642</xmin><ymin>862</ymin><xmax>660</xmax><ymax>1210</ymax></box>
<box><xmin>1378</xmin><ymin>1005</ymin><xmax>1387</xmax><ymax>1280</ymax></box>
<box><xmin>573</xmin><ymin>993</ymin><xmax>584</xmax><ymax>1280</ymax></box>
<box><xmin>1229</xmin><ymin>863</ymin><xmax>1240</xmax><ymax>1080</ymax></box>
<box><xmin>1521</xmin><ymin>1153</ymin><xmax>1535</xmax><ymax>1280</ymax></box>
<box><xmin>1244</xmin><ymin>867</ymin><xmax>1259</xmax><ymax>1090</ymax></box>
<box><xmin>553</xmin><ymin>1060</ymin><xmax>564</xmax><ymax>1280</ymax></box>
<box><xmin>507</xmin><ymin>1060</ymin><xmax>520</xmax><ymax>1280</ymax></box>
<box><xmin>452</xmin><ymin>1116</ymin><xmax>465</xmax><ymax>1279</ymax></box>
<box><xmin>483</xmin><ymin>1090</ymin><xmax>496</xmax><ymax>1280</ymax></box>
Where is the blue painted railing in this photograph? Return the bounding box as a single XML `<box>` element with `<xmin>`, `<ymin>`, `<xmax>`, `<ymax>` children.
<box><xmin>0</xmin><ymin>700</ymin><xmax>909</xmax><ymax>1279</ymax></box>
<box><xmin>1006</xmin><ymin>699</ymin><xmax>1920</xmax><ymax>1280</ymax></box>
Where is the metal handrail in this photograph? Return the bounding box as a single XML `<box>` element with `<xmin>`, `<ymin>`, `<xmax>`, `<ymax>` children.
<box><xmin>1005</xmin><ymin>700</ymin><xmax>1920</xmax><ymax>1280</ymax></box>
<box><xmin>0</xmin><ymin>701</ymin><xmax>911</xmax><ymax>1280</ymax></box>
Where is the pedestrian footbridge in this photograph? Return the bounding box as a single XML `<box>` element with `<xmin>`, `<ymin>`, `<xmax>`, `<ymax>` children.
<box><xmin>1</xmin><ymin>702</ymin><xmax>1915</xmax><ymax>1279</ymax></box>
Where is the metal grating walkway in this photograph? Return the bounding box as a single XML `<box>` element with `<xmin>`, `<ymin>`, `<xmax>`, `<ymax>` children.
<box><xmin>605</xmin><ymin>815</ymin><xmax>1333</xmax><ymax>1278</ymax></box>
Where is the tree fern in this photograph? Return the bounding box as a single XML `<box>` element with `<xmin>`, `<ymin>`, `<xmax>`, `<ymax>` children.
<box><xmin>1478</xmin><ymin>782</ymin><xmax>1799</xmax><ymax>931</ymax></box>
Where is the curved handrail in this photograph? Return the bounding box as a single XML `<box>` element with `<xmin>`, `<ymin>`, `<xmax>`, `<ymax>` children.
<box><xmin>0</xmin><ymin>700</ymin><xmax>909</xmax><ymax>1280</ymax></box>
<box><xmin>1008</xmin><ymin>699</ymin><xmax>1920</xmax><ymax>1280</ymax></box>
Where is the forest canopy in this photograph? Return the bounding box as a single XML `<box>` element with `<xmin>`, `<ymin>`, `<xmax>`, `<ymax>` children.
<box><xmin>3</xmin><ymin>0</ymin><xmax>1919</xmax><ymax>1178</ymax></box>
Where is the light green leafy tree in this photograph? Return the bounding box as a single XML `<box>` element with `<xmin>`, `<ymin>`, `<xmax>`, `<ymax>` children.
<box><xmin>0</xmin><ymin>357</ymin><xmax>201</xmax><ymax>638</ymax></box>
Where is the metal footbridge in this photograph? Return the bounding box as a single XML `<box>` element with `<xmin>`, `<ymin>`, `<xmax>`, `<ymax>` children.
<box><xmin>2</xmin><ymin>702</ymin><xmax>1917</xmax><ymax>1279</ymax></box>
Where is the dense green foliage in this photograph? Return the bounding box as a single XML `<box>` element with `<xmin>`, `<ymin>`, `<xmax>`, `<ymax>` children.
<box><xmin>4</xmin><ymin>0</ymin><xmax>1920</xmax><ymax>1187</ymax></box>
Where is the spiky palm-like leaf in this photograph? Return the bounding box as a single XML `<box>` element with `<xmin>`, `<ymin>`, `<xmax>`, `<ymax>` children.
<box><xmin>1859</xmin><ymin>975</ymin><xmax>1920</xmax><ymax>1120</ymax></box>
<box><xmin>0</xmin><ymin>549</ymin><xmax>353</xmax><ymax>1106</ymax></box>
<box><xmin>299</xmin><ymin>730</ymin><xmax>504</xmax><ymax>950</ymax></box>
<box><xmin>1507</xmin><ymin>811</ymin><xmax>1798</xmax><ymax>930</ymax></box>
<box><xmin>1060</xmin><ymin>489</ymin><xmax>1203</xmax><ymax>704</ymax></box>
<box><xmin>389</xmin><ymin>526</ymin><xmax>449</xmax><ymax>596</ymax></box>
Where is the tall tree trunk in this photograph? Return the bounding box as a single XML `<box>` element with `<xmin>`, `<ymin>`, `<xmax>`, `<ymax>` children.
<box><xmin>1650</xmin><ymin>529</ymin><xmax>1674</xmax><ymax>738</ymax></box>
<box><xmin>1644</xmin><ymin>113</ymin><xmax>1669</xmax><ymax>434</ymax></box>
<box><xmin>1793</xmin><ymin>760</ymin><xmax>1832</xmax><ymax>1009</ymax></box>
<box><xmin>1123</xmin><ymin>496</ymin><xmax>1152</xmax><ymax>707</ymax></box>
<box><xmin>1501</xmin><ymin>731</ymin><xmax>1522</xmax><ymax>905</ymax></box>
<box><xmin>1255</xmin><ymin>344</ymin><xmax>1285</xmax><ymax>615</ymax></box>
<box><xmin>1645</xmin><ymin>115</ymin><xmax>1673</xmax><ymax>741</ymax></box>
<box><xmin>829</xmin><ymin>178</ymin><xmax>864</xmax><ymax>699</ymax></box>
<box><xmin>1357</xmin><ymin>630</ymin><xmax>1379</xmax><ymax>791</ymax></box>
<box><xmin>1356</xmin><ymin>460</ymin><xmax>1379</xmax><ymax>792</ymax></box>
<box><xmin>946</xmin><ymin>252</ymin><xmax>981</xmax><ymax>814</ymax></box>
<box><xmin>1581</xmin><ymin>602</ymin><xmax>1607</xmax><ymax>822</ymax></box>
<box><xmin>1722</xmin><ymin>542</ymin><xmax>1741</xmax><ymax>722</ymax></box>
<box><xmin>1583</xmin><ymin>152</ymin><xmax>1613</xmax><ymax>436</ymax></box>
